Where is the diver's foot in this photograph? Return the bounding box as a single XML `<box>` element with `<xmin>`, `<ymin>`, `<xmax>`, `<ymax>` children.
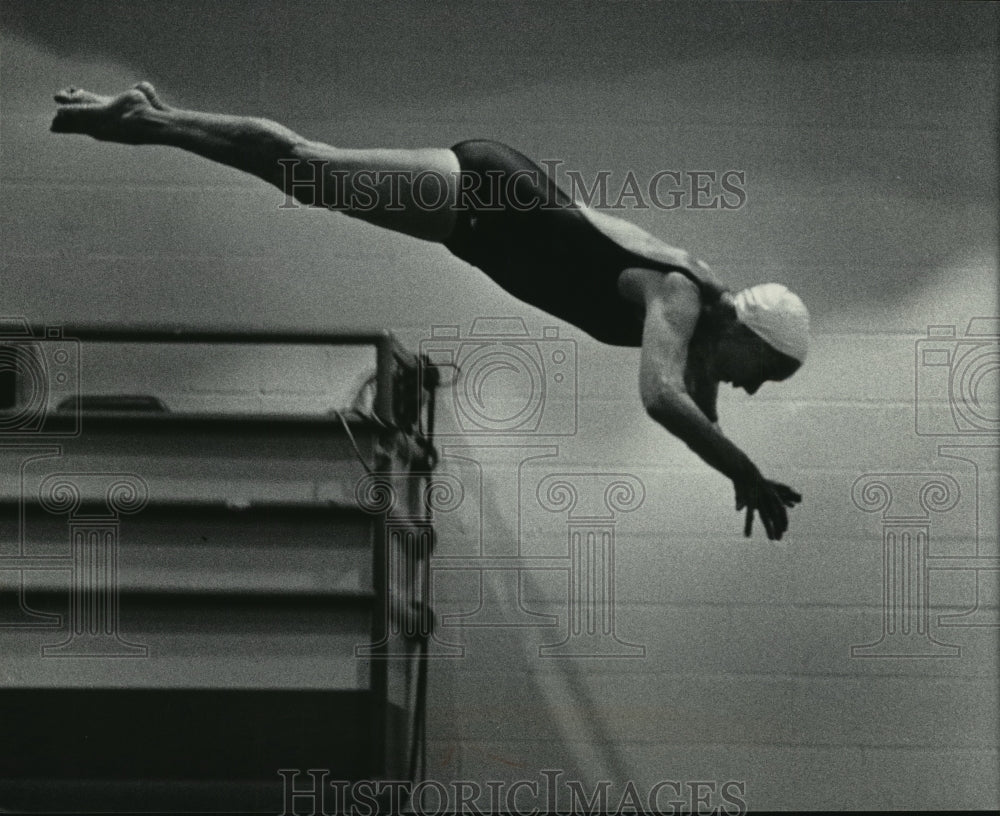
<box><xmin>51</xmin><ymin>82</ymin><xmax>169</xmax><ymax>143</ymax></box>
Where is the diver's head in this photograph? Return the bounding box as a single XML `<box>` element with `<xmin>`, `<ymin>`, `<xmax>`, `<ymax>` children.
<box><xmin>714</xmin><ymin>283</ymin><xmax>810</xmax><ymax>393</ymax></box>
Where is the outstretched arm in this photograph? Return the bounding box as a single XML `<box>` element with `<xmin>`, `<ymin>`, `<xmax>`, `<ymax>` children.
<box><xmin>635</xmin><ymin>272</ymin><xmax>799</xmax><ymax>540</ymax></box>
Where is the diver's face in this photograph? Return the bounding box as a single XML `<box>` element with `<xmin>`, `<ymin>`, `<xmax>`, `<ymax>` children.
<box><xmin>718</xmin><ymin>325</ymin><xmax>799</xmax><ymax>394</ymax></box>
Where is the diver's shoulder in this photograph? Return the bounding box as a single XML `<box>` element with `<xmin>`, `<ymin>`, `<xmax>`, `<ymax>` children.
<box><xmin>656</xmin><ymin>269</ymin><xmax>703</xmax><ymax>310</ymax></box>
<box><xmin>579</xmin><ymin>205</ymin><xmax>726</xmax><ymax>292</ymax></box>
<box><xmin>618</xmin><ymin>268</ymin><xmax>703</xmax><ymax>324</ymax></box>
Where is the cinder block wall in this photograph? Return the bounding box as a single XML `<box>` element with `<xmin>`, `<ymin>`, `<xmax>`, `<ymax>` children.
<box><xmin>2</xmin><ymin>2</ymin><xmax>996</xmax><ymax>810</ymax></box>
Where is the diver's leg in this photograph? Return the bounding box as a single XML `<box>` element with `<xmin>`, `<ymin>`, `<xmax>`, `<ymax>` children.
<box><xmin>52</xmin><ymin>83</ymin><xmax>458</xmax><ymax>241</ymax></box>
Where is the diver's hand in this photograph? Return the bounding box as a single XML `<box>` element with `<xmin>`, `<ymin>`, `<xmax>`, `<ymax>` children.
<box><xmin>734</xmin><ymin>470</ymin><xmax>801</xmax><ymax>540</ymax></box>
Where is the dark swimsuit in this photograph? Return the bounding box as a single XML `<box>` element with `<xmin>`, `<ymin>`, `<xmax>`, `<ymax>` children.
<box><xmin>444</xmin><ymin>140</ymin><xmax>720</xmax><ymax>347</ymax></box>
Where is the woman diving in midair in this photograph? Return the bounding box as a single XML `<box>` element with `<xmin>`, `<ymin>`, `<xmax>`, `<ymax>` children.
<box><xmin>51</xmin><ymin>82</ymin><xmax>809</xmax><ymax>540</ymax></box>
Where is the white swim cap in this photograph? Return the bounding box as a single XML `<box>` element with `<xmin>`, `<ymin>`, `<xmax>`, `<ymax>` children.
<box><xmin>732</xmin><ymin>283</ymin><xmax>810</xmax><ymax>363</ymax></box>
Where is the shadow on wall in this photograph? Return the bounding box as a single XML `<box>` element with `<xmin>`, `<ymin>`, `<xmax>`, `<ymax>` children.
<box><xmin>426</xmin><ymin>449</ymin><xmax>641</xmax><ymax>786</ymax></box>
<box><xmin>4</xmin><ymin>0</ymin><xmax>992</xmax><ymax>114</ymax></box>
